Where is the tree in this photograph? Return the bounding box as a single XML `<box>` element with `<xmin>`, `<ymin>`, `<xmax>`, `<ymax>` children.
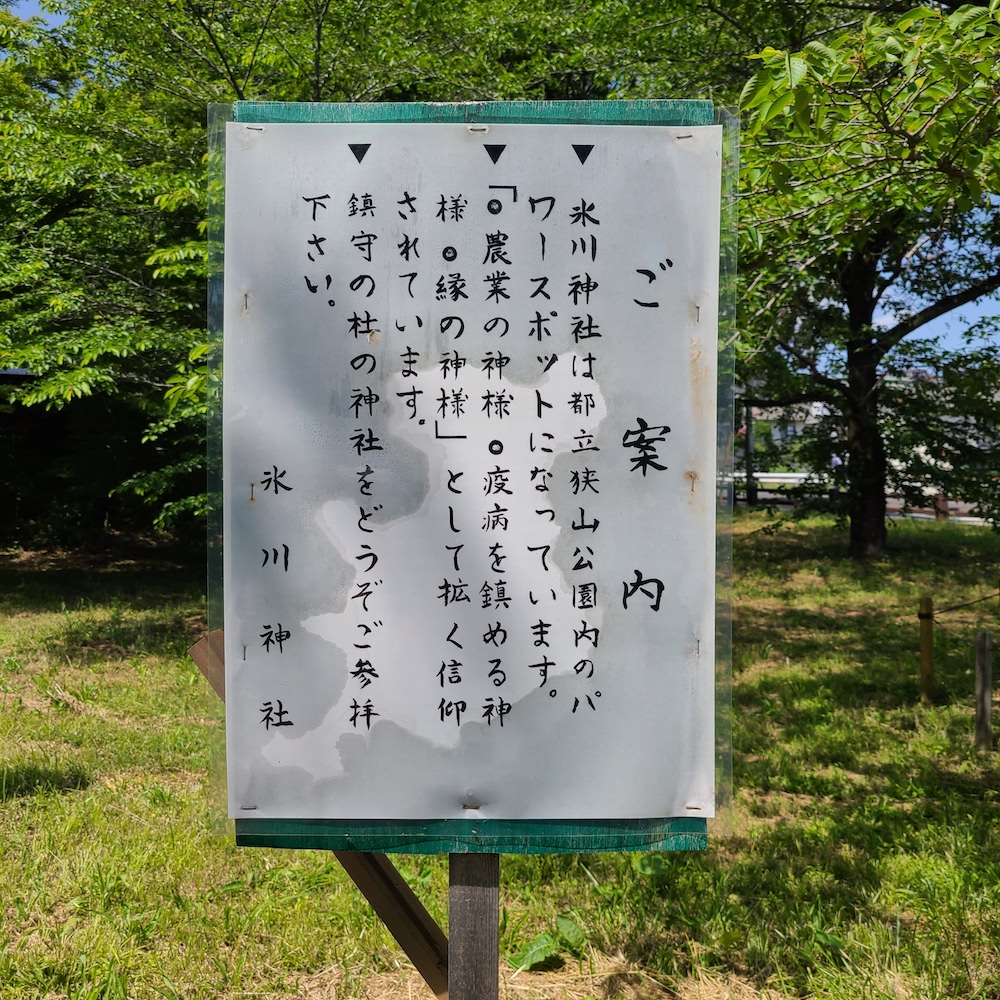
<box><xmin>0</xmin><ymin>8</ymin><xmax>210</xmax><ymax>539</ymax></box>
<box><xmin>738</xmin><ymin>3</ymin><xmax>1000</xmax><ymax>557</ymax></box>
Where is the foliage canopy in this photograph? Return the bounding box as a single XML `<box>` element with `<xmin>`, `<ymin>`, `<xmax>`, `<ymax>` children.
<box><xmin>738</xmin><ymin>3</ymin><xmax>1000</xmax><ymax>555</ymax></box>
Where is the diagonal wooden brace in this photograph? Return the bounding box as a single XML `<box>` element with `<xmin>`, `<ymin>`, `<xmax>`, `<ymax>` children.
<box><xmin>189</xmin><ymin>630</ymin><xmax>449</xmax><ymax>999</ymax></box>
<box><xmin>338</xmin><ymin>852</ymin><xmax>449</xmax><ymax>998</ymax></box>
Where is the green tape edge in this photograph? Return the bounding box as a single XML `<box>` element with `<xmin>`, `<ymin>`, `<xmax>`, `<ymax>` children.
<box><xmin>235</xmin><ymin>817</ymin><xmax>707</xmax><ymax>854</ymax></box>
<box><xmin>233</xmin><ymin>99</ymin><xmax>715</xmax><ymax>127</ymax></box>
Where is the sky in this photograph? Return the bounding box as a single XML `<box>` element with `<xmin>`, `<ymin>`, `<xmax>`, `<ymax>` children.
<box><xmin>8</xmin><ymin>0</ymin><xmax>998</xmax><ymax>354</ymax></box>
<box><xmin>10</xmin><ymin>0</ymin><xmax>63</xmax><ymax>25</ymax></box>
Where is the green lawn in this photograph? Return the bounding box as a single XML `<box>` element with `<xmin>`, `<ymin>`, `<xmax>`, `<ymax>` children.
<box><xmin>2</xmin><ymin>515</ymin><xmax>999</xmax><ymax>999</ymax></box>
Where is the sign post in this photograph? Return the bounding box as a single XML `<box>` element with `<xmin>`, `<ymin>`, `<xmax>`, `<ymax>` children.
<box><xmin>207</xmin><ymin>99</ymin><xmax>734</xmax><ymax>996</ymax></box>
<box><xmin>449</xmin><ymin>853</ymin><xmax>499</xmax><ymax>1000</ymax></box>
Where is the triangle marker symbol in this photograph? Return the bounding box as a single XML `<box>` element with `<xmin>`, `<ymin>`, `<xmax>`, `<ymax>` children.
<box><xmin>484</xmin><ymin>144</ymin><xmax>506</xmax><ymax>164</ymax></box>
<box><xmin>573</xmin><ymin>144</ymin><xmax>594</xmax><ymax>165</ymax></box>
<box><xmin>349</xmin><ymin>143</ymin><xmax>371</xmax><ymax>164</ymax></box>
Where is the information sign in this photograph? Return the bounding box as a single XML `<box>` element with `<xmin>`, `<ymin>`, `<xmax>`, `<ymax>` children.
<box><xmin>220</xmin><ymin>102</ymin><xmax>724</xmax><ymax>834</ymax></box>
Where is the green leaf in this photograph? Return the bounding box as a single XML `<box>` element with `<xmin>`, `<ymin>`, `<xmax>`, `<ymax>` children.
<box><xmin>802</xmin><ymin>39</ymin><xmax>838</xmax><ymax>68</ymax></box>
<box><xmin>633</xmin><ymin>853</ymin><xmax>672</xmax><ymax>876</ymax></box>
<box><xmin>556</xmin><ymin>914</ymin><xmax>586</xmax><ymax>951</ymax></box>
<box><xmin>769</xmin><ymin>160</ymin><xmax>791</xmax><ymax>191</ymax></box>
<box><xmin>509</xmin><ymin>932</ymin><xmax>560</xmax><ymax>972</ymax></box>
<box><xmin>760</xmin><ymin>90</ymin><xmax>795</xmax><ymax>127</ymax></box>
<box><xmin>793</xmin><ymin>87</ymin><xmax>812</xmax><ymax>132</ymax></box>
<box><xmin>741</xmin><ymin>74</ymin><xmax>774</xmax><ymax>111</ymax></box>
<box><xmin>814</xmin><ymin>928</ymin><xmax>846</xmax><ymax>952</ymax></box>
<box><xmin>946</xmin><ymin>6</ymin><xmax>989</xmax><ymax>33</ymax></box>
<box><xmin>786</xmin><ymin>54</ymin><xmax>809</xmax><ymax>88</ymax></box>
<box><xmin>718</xmin><ymin>929</ymin><xmax>742</xmax><ymax>948</ymax></box>
<box><xmin>739</xmin><ymin>72</ymin><xmax>765</xmax><ymax>108</ymax></box>
<box><xmin>894</xmin><ymin>7</ymin><xmax>940</xmax><ymax>31</ymax></box>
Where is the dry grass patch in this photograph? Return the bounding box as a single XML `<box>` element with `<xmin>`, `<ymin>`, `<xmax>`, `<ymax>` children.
<box><xmin>294</xmin><ymin>951</ymin><xmax>685</xmax><ymax>1000</ymax></box>
<box><xmin>292</xmin><ymin>954</ymin><xmax>783</xmax><ymax>1000</ymax></box>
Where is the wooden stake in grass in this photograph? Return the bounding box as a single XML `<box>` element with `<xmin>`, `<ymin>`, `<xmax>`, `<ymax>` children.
<box><xmin>975</xmin><ymin>630</ymin><xmax>993</xmax><ymax>752</ymax></box>
<box><xmin>744</xmin><ymin>402</ymin><xmax>758</xmax><ymax>507</ymax></box>
<box><xmin>919</xmin><ymin>596</ymin><xmax>934</xmax><ymax>704</ymax></box>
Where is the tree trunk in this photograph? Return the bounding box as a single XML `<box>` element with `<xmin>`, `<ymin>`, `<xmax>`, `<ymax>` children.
<box><xmin>847</xmin><ymin>432</ymin><xmax>887</xmax><ymax>558</ymax></box>
<box><xmin>845</xmin><ymin>339</ymin><xmax>887</xmax><ymax>558</ymax></box>
<box><xmin>840</xmin><ymin>248</ymin><xmax>890</xmax><ymax>559</ymax></box>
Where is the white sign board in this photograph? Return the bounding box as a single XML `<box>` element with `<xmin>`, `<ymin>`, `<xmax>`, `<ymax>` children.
<box><xmin>223</xmin><ymin>119</ymin><xmax>721</xmax><ymax>820</ymax></box>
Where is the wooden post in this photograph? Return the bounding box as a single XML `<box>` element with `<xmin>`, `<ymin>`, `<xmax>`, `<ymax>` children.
<box><xmin>449</xmin><ymin>854</ymin><xmax>499</xmax><ymax>1000</ymax></box>
<box><xmin>919</xmin><ymin>596</ymin><xmax>934</xmax><ymax>705</ymax></box>
<box><xmin>744</xmin><ymin>402</ymin><xmax>757</xmax><ymax>506</ymax></box>
<box><xmin>976</xmin><ymin>630</ymin><xmax>993</xmax><ymax>752</ymax></box>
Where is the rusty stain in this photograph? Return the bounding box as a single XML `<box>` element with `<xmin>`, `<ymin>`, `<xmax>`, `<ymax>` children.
<box><xmin>685</xmin><ymin>470</ymin><xmax>699</xmax><ymax>493</ymax></box>
<box><xmin>688</xmin><ymin>337</ymin><xmax>709</xmax><ymax>418</ymax></box>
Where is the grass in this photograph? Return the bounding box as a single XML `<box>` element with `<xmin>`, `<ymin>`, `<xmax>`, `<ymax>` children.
<box><xmin>1</xmin><ymin>515</ymin><xmax>999</xmax><ymax>999</ymax></box>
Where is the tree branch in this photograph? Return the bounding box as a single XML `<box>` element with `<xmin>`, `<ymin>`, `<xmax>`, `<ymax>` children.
<box><xmin>878</xmin><ymin>273</ymin><xmax>1000</xmax><ymax>352</ymax></box>
<box><xmin>241</xmin><ymin>0</ymin><xmax>283</xmax><ymax>97</ymax></box>
<box><xmin>775</xmin><ymin>338</ymin><xmax>849</xmax><ymax>398</ymax></box>
<box><xmin>181</xmin><ymin>2</ymin><xmax>244</xmax><ymax>101</ymax></box>
<box><xmin>20</xmin><ymin>194</ymin><xmax>91</xmax><ymax>240</ymax></box>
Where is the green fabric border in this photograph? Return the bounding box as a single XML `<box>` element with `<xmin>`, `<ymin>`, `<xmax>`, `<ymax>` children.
<box><xmin>235</xmin><ymin>817</ymin><xmax>707</xmax><ymax>854</ymax></box>
<box><xmin>233</xmin><ymin>99</ymin><xmax>714</xmax><ymax>127</ymax></box>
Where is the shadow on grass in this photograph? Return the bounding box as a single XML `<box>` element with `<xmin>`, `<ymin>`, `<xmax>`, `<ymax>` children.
<box><xmin>41</xmin><ymin>610</ymin><xmax>203</xmax><ymax>662</ymax></box>
<box><xmin>589</xmin><ymin>778</ymin><xmax>1000</xmax><ymax>993</ymax></box>
<box><xmin>735</xmin><ymin>513</ymin><xmax>1000</xmax><ymax>584</ymax></box>
<box><xmin>0</xmin><ymin>763</ymin><xmax>90</xmax><ymax>801</ymax></box>
<box><xmin>735</xmin><ymin>604</ymin><xmax>986</xmax><ymax>711</ymax></box>
<box><xmin>0</xmin><ymin>550</ymin><xmax>206</xmax><ymax>660</ymax></box>
<box><xmin>0</xmin><ymin>554</ymin><xmax>203</xmax><ymax>617</ymax></box>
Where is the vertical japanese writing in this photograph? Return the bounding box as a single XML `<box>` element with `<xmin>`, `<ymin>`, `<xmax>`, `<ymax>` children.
<box><xmin>225</xmin><ymin>118</ymin><xmax>720</xmax><ymax>822</ymax></box>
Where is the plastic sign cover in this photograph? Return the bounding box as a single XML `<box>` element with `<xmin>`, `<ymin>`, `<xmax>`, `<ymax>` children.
<box><xmin>223</xmin><ymin>120</ymin><xmax>722</xmax><ymax>820</ymax></box>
